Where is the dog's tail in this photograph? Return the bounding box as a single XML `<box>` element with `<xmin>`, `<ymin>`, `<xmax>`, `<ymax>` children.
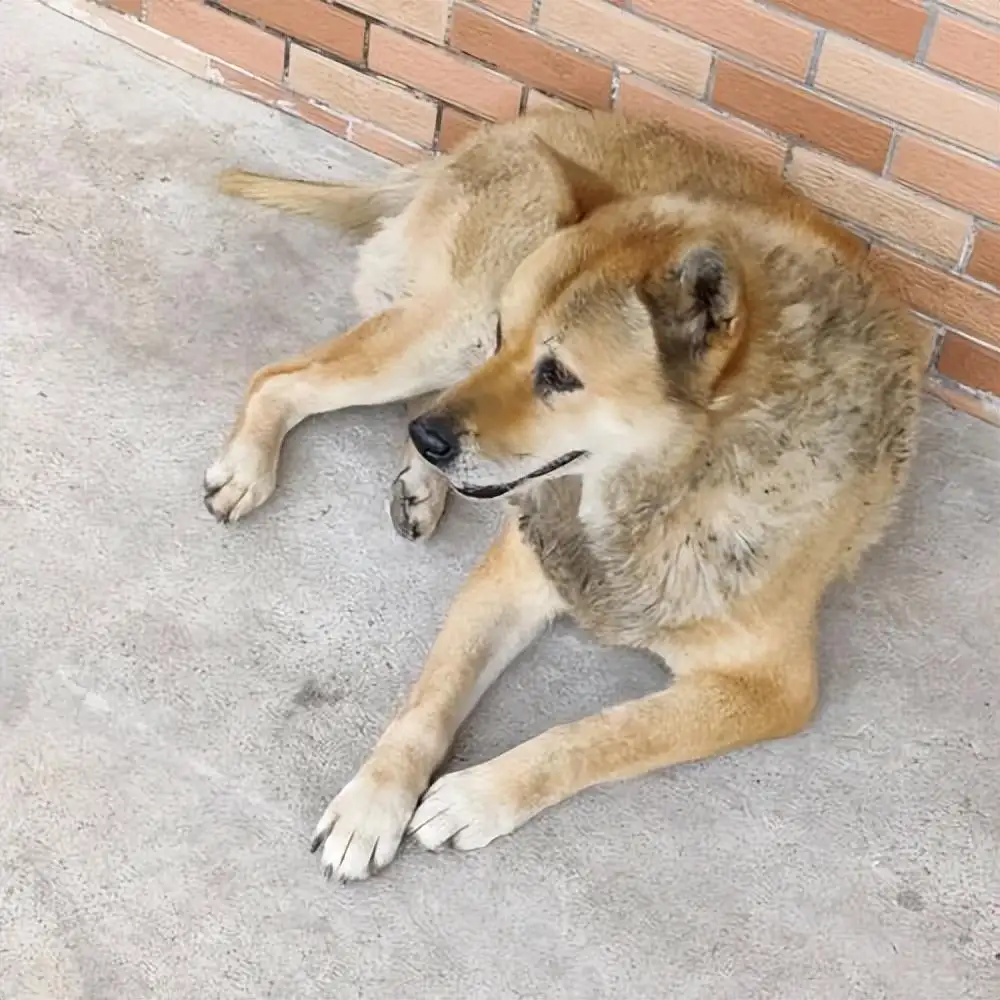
<box><xmin>217</xmin><ymin>165</ymin><xmax>426</xmax><ymax>239</ymax></box>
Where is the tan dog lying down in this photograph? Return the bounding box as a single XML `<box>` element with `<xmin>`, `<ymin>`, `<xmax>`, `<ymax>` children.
<box><xmin>208</xmin><ymin>110</ymin><xmax>927</xmax><ymax>880</ymax></box>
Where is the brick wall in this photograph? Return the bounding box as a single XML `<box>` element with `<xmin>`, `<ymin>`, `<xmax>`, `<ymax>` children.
<box><xmin>48</xmin><ymin>0</ymin><xmax>1000</xmax><ymax>423</ymax></box>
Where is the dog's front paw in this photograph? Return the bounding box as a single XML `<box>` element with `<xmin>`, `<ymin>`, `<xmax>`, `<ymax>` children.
<box><xmin>408</xmin><ymin>763</ymin><xmax>527</xmax><ymax>853</ymax></box>
<box><xmin>203</xmin><ymin>440</ymin><xmax>277</xmax><ymax>523</ymax></box>
<box><xmin>389</xmin><ymin>463</ymin><xmax>449</xmax><ymax>541</ymax></box>
<box><xmin>311</xmin><ymin>771</ymin><xmax>421</xmax><ymax>881</ymax></box>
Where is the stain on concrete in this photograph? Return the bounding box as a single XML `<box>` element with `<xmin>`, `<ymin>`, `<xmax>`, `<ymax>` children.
<box><xmin>292</xmin><ymin>677</ymin><xmax>342</xmax><ymax>709</ymax></box>
<box><xmin>897</xmin><ymin>889</ymin><xmax>926</xmax><ymax>912</ymax></box>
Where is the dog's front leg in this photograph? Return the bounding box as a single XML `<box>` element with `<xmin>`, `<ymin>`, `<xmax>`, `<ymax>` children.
<box><xmin>410</xmin><ymin>644</ymin><xmax>818</xmax><ymax>853</ymax></box>
<box><xmin>205</xmin><ymin>302</ymin><xmax>469</xmax><ymax>523</ymax></box>
<box><xmin>312</xmin><ymin>518</ymin><xmax>565</xmax><ymax>881</ymax></box>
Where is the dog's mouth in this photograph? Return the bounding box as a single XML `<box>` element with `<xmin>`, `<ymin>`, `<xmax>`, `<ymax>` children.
<box><xmin>454</xmin><ymin>451</ymin><xmax>587</xmax><ymax>500</ymax></box>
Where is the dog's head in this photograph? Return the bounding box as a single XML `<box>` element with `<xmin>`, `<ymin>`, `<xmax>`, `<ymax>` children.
<box><xmin>409</xmin><ymin>198</ymin><xmax>756</xmax><ymax>501</ymax></box>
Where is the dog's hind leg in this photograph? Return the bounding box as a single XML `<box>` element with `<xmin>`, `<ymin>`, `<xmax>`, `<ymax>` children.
<box><xmin>389</xmin><ymin>395</ymin><xmax>451</xmax><ymax>541</ymax></box>
<box><xmin>204</xmin><ymin>301</ymin><xmax>477</xmax><ymax>523</ymax></box>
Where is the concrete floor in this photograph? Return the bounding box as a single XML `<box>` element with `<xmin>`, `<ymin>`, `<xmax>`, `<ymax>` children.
<box><xmin>2</xmin><ymin>2</ymin><xmax>998</xmax><ymax>997</ymax></box>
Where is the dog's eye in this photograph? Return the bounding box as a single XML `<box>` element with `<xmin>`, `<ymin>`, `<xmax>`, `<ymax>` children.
<box><xmin>493</xmin><ymin>319</ymin><xmax>503</xmax><ymax>355</ymax></box>
<box><xmin>533</xmin><ymin>356</ymin><xmax>582</xmax><ymax>395</ymax></box>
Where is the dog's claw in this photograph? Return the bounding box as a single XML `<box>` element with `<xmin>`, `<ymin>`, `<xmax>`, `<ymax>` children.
<box><xmin>310</xmin><ymin>832</ymin><xmax>325</xmax><ymax>854</ymax></box>
<box><xmin>202</xmin><ymin>492</ymin><xmax>228</xmax><ymax>523</ymax></box>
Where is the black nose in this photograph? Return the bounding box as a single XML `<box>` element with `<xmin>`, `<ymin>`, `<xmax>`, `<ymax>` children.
<box><xmin>409</xmin><ymin>414</ymin><xmax>460</xmax><ymax>467</ymax></box>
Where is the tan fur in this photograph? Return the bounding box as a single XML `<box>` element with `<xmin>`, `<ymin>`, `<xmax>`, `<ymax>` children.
<box><xmin>218</xmin><ymin>166</ymin><xmax>427</xmax><ymax>239</ymax></box>
<box><xmin>208</xmin><ymin>110</ymin><xmax>928</xmax><ymax>880</ymax></box>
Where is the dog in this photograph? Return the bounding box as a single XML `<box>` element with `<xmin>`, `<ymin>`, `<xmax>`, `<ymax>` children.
<box><xmin>208</xmin><ymin>109</ymin><xmax>928</xmax><ymax>880</ymax></box>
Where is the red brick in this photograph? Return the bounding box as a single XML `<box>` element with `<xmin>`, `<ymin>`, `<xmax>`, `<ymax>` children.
<box><xmin>937</xmin><ymin>1</ymin><xmax>1000</xmax><ymax>26</ymax></box>
<box><xmin>74</xmin><ymin>2</ymin><xmax>216</xmax><ymax>76</ymax></box>
<box><xmin>967</xmin><ymin>227</ymin><xmax>1000</xmax><ymax>287</ymax></box>
<box><xmin>927</xmin><ymin>14</ymin><xmax>1000</xmax><ymax>95</ymax></box>
<box><xmin>539</xmin><ymin>0</ymin><xmax>712</xmax><ymax>98</ymax></box>
<box><xmin>343</xmin><ymin>0</ymin><xmax>449</xmax><ymax>41</ymax></box>
<box><xmin>218</xmin><ymin>0</ymin><xmax>365</xmax><ymax>63</ymax></box>
<box><xmin>293</xmin><ymin>100</ymin><xmax>352</xmax><ymax>138</ymax></box>
<box><xmin>287</xmin><ymin>44</ymin><xmax>437</xmax><ymax>145</ymax></box>
<box><xmin>101</xmin><ymin>0</ymin><xmax>141</xmax><ymax>15</ymax></box>
<box><xmin>815</xmin><ymin>34</ymin><xmax>1000</xmax><ymax>159</ymax></box>
<box><xmin>478</xmin><ymin>0</ymin><xmax>533</xmax><ymax>19</ymax></box>
<box><xmin>768</xmin><ymin>0</ymin><xmax>927</xmax><ymax>59</ymax></box>
<box><xmin>147</xmin><ymin>0</ymin><xmax>285</xmax><ymax>80</ymax></box>
<box><xmin>890</xmin><ymin>136</ymin><xmax>1000</xmax><ymax>225</ymax></box>
<box><xmin>212</xmin><ymin>61</ymin><xmax>352</xmax><ymax>137</ymax></box>
<box><xmin>788</xmin><ymin>147</ymin><xmax>970</xmax><ymax>263</ymax></box>
<box><xmin>211</xmin><ymin>60</ymin><xmax>286</xmax><ymax>105</ymax></box>
<box><xmin>369</xmin><ymin>25</ymin><xmax>523</xmax><ymax>120</ymax></box>
<box><xmin>936</xmin><ymin>332</ymin><xmax>1000</xmax><ymax>396</ymax></box>
<box><xmin>348</xmin><ymin>122</ymin><xmax>431</xmax><ymax>165</ymax></box>
<box><xmin>449</xmin><ymin>4</ymin><xmax>613</xmax><ymax>108</ymax></box>
<box><xmin>632</xmin><ymin>0</ymin><xmax>817</xmax><ymax>79</ymax></box>
<box><xmin>438</xmin><ymin>106</ymin><xmax>486</xmax><ymax>151</ymax></box>
<box><xmin>869</xmin><ymin>247</ymin><xmax>1000</xmax><ymax>349</ymax></box>
<box><xmin>713</xmin><ymin>61</ymin><xmax>891</xmax><ymax>173</ymax></box>
<box><xmin>526</xmin><ymin>89</ymin><xmax>578</xmax><ymax>112</ymax></box>
<box><xmin>618</xmin><ymin>75</ymin><xmax>788</xmax><ymax>173</ymax></box>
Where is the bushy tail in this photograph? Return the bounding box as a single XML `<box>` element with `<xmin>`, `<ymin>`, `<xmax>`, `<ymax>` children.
<box><xmin>217</xmin><ymin>166</ymin><xmax>425</xmax><ymax>239</ymax></box>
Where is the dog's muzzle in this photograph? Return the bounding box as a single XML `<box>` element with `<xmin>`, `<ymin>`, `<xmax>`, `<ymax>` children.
<box><xmin>409</xmin><ymin>415</ymin><xmax>586</xmax><ymax>499</ymax></box>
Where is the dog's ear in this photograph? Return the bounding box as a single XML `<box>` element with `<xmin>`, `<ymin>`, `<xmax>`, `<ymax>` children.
<box><xmin>532</xmin><ymin>137</ymin><xmax>618</xmax><ymax>223</ymax></box>
<box><xmin>637</xmin><ymin>245</ymin><xmax>747</xmax><ymax>398</ymax></box>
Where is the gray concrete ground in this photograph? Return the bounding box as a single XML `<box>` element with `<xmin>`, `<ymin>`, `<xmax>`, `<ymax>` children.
<box><xmin>1</xmin><ymin>2</ymin><xmax>998</xmax><ymax>997</ymax></box>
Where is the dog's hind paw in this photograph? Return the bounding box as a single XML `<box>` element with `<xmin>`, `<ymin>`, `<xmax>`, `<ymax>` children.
<box><xmin>389</xmin><ymin>463</ymin><xmax>449</xmax><ymax>541</ymax></box>
<box><xmin>203</xmin><ymin>441</ymin><xmax>277</xmax><ymax>524</ymax></box>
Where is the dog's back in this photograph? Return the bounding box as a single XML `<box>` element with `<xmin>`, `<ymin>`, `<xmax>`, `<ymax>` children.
<box><xmin>221</xmin><ymin>109</ymin><xmax>864</xmax><ymax>283</ymax></box>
